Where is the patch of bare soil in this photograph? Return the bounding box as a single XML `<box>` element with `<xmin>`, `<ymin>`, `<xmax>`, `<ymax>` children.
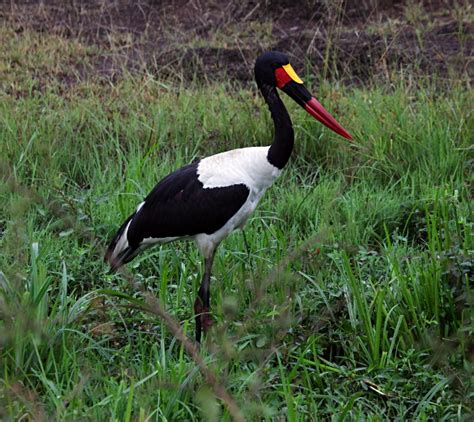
<box><xmin>1</xmin><ymin>0</ymin><xmax>472</xmax><ymax>85</ymax></box>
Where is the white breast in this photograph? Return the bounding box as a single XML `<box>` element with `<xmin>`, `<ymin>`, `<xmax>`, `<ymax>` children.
<box><xmin>194</xmin><ymin>146</ymin><xmax>282</xmax><ymax>257</ymax></box>
<box><xmin>197</xmin><ymin>146</ymin><xmax>281</xmax><ymax>193</ymax></box>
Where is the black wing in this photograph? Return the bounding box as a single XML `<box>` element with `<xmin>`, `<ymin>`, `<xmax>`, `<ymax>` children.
<box><xmin>126</xmin><ymin>161</ymin><xmax>250</xmax><ymax>248</ymax></box>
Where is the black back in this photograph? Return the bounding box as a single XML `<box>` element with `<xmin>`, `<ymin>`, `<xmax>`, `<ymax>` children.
<box><xmin>126</xmin><ymin>161</ymin><xmax>250</xmax><ymax>248</ymax></box>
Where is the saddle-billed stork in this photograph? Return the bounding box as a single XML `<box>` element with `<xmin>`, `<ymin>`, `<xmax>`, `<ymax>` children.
<box><xmin>105</xmin><ymin>51</ymin><xmax>352</xmax><ymax>342</ymax></box>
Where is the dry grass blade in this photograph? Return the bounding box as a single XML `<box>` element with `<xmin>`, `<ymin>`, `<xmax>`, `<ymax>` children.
<box><xmin>0</xmin><ymin>6</ymin><xmax>472</xmax><ymax>416</ymax></box>
<box><xmin>2</xmin><ymin>172</ymin><xmax>246</xmax><ymax>421</ymax></box>
<box><xmin>143</xmin><ymin>292</ymin><xmax>246</xmax><ymax>422</ymax></box>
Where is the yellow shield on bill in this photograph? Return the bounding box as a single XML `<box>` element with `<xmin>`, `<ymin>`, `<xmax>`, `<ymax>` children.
<box><xmin>283</xmin><ymin>64</ymin><xmax>303</xmax><ymax>84</ymax></box>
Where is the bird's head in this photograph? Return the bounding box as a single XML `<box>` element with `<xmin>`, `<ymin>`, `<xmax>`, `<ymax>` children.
<box><xmin>254</xmin><ymin>51</ymin><xmax>352</xmax><ymax>140</ymax></box>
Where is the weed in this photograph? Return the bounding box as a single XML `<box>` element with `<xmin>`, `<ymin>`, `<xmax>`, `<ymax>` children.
<box><xmin>1</xmin><ymin>8</ymin><xmax>473</xmax><ymax>420</ymax></box>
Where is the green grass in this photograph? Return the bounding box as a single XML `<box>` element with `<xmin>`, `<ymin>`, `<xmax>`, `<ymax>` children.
<box><xmin>1</xmin><ymin>28</ymin><xmax>473</xmax><ymax>420</ymax></box>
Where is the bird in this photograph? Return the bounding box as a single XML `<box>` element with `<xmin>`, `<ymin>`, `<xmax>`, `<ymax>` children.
<box><xmin>105</xmin><ymin>51</ymin><xmax>352</xmax><ymax>343</ymax></box>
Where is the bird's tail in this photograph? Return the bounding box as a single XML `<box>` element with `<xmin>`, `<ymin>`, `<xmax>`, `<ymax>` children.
<box><xmin>104</xmin><ymin>214</ymin><xmax>140</xmax><ymax>271</ymax></box>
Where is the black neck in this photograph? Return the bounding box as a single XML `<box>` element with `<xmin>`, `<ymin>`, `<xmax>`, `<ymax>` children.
<box><xmin>260</xmin><ymin>84</ymin><xmax>294</xmax><ymax>169</ymax></box>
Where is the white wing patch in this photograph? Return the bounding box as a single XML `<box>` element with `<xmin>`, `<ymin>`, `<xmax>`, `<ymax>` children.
<box><xmin>109</xmin><ymin>219</ymin><xmax>131</xmax><ymax>261</ymax></box>
<box><xmin>136</xmin><ymin>201</ymin><xmax>145</xmax><ymax>213</ymax></box>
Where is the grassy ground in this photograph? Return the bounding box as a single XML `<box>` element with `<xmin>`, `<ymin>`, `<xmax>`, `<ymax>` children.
<box><xmin>1</xmin><ymin>19</ymin><xmax>473</xmax><ymax>421</ymax></box>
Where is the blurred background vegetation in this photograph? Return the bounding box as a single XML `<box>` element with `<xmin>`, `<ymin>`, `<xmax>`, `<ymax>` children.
<box><xmin>0</xmin><ymin>1</ymin><xmax>473</xmax><ymax>420</ymax></box>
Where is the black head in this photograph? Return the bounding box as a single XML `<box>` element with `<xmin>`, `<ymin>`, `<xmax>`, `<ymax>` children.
<box><xmin>254</xmin><ymin>51</ymin><xmax>354</xmax><ymax>140</ymax></box>
<box><xmin>254</xmin><ymin>51</ymin><xmax>291</xmax><ymax>88</ymax></box>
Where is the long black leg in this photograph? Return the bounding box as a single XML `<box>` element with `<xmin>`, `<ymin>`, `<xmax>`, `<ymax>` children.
<box><xmin>194</xmin><ymin>249</ymin><xmax>216</xmax><ymax>343</ymax></box>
